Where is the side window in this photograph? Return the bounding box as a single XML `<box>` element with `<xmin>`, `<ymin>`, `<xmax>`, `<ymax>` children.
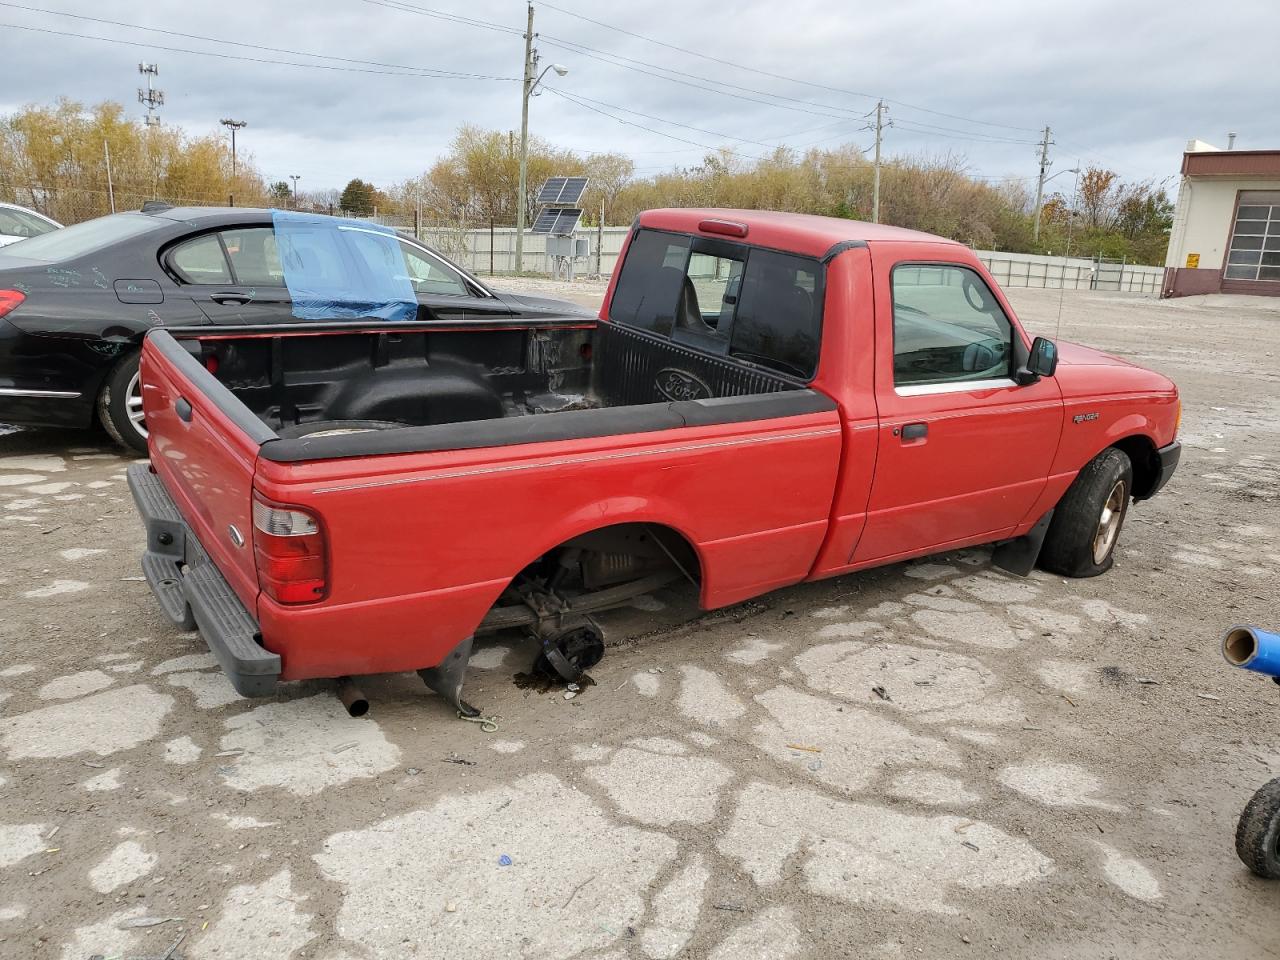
<box><xmin>608</xmin><ymin>229</ymin><xmax>691</xmax><ymax>336</ymax></box>
<box><xmin>169</xmin><ymin>234</ymin><xmax>232</xmax><ymax>285</ymax></box>
<box><xmin>891</xmin><ymin>264</ymin><xmax>1013</xmax><ymax>387</ymax></box>
<box><xmin>730</xmin><ymin>250</ymin><xmax>822</xmax><ymax>378</ymax></box>
<box><xmin>399</xmin><ymin>242</ymin><xmax>470</xmax><ymax>297</ymax></box>
<box><xmin>222</xmin><ymin>227</ymin><xmax>283</xmax><ymax>286</ymax></box>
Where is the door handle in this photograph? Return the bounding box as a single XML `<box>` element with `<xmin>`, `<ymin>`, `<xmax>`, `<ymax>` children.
<box><xmin>175</xmin><ymin>397</ymin><xmax>193</xmax><ymax>422</ymax></box>
<box><xmin>901</xmin><ymin>422</ymin><xmax>928</xmax><ymax>441</ymax></box>
<box><xmin>210</xmin><ymin>292</ymin><xmax>251</xmax><ymax>305</ymax></box>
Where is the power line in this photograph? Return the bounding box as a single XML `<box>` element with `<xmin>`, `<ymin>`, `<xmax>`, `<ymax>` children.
<box><xmin>545</xmin><ymin>87</ymin><xmax>771</xmax><ymax>162</ymax></box>
<box><xmin>354</xmin><ymin>0</ymin><xmax>523</xmax><ymax>37</ymax></box>
<box><xmin>0</xmin><ymin>18</ymin><xmax>517</xmax><ymax>81</ymax></box>
<box><xmin>537</xmin><ymin>0</ymin><xmax>1041</xmax><ymax>134</ymax></box>
<box><xmin>0</xmin><ymin>1</ymin><xmax>517</xmax><ymax>78</ymax></box>
<box><xmin>553</xmin><ymin>90</ymin><xmax>805</xmax><ymax>149</ymax></box>
<box><xmin>886</xmin><ymin>118</ymin><xmax>1037</xmax><ymax>145</ymax></box>
<box><xmin>539</xmin><ymin>35</ymin><xmax>868</xmax><ymax>121</ymax></box>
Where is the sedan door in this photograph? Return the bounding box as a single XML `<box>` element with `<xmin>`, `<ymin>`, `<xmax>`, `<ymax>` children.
<box><xmin>169</xmin><ymin>227</ymin><xmax>296</xmax><ymax>326</ymax></box>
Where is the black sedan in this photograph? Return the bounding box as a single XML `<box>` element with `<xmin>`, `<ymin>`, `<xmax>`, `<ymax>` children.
<box><xmin>0</xmin><ymin>206</ymin><xmax>595</xmax><ymax>451</ymax></box>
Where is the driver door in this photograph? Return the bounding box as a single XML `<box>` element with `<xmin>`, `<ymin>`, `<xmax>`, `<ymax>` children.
<box><xmin>852</xmin><ymin>248</ymin><xmax>1064</xmax><ymax>565</ymax></box>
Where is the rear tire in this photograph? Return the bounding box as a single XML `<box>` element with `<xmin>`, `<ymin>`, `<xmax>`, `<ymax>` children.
<box><xmin>98</xmin><ymin>352</ymin><xmax>148</xmax><ymax>454</ymax></box>
<box><xmin>1038</xmin><ymin>447</ymin><xmax>1133</xmax><ymax>578</ymax></box>
<box><xmin>1236</xmin><ymin>777</ymin><xmax>1280</xmax><ymax>879</ymax></box>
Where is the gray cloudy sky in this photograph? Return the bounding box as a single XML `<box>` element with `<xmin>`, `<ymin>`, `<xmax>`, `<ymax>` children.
<box><xmin>2</xmin><ymin>0</ymin><xmax>1277</xmax><ymax>196</ymax></box>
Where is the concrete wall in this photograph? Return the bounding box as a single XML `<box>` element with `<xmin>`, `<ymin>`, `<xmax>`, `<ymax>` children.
<box><xmin>412</xmin><ymin>225</ymin><xmax>1162</xmax><ymax>293</ymax></box>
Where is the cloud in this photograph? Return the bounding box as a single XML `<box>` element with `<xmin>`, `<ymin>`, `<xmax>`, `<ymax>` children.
<box><xmin>2</xmin><ymin>0</ymin><xmax>1275</xmax><ymax>191</ymax></box>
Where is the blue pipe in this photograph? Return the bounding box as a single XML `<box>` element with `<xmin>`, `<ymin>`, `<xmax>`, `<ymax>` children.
<box><xmin>1223</xmin><ymin>625</ymin><xmax>1280</xmax><ymax>679</ymax></box>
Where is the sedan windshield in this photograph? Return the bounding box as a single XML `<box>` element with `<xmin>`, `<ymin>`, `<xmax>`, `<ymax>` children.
<box><xmin>2</xmin><ymin>213</ymin><xmax>164</xmax><ymax>262</ymax></box>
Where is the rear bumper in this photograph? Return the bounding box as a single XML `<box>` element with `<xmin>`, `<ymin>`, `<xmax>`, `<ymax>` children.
<box><xmin>127</xmin><ymin>463</ymin><xmax>280</xmax><ymax>697</ymax></box>
<box><xmin>1143</xmin><ymin>440</ymin><xmax>1181</xmax><ymax>499</ymax></box>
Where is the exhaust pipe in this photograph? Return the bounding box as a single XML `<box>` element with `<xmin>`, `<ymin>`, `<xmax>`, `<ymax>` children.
<box><xmin>1222</xmin><ymin>626</ymin><xmax>1280</xmax><ymax>679</ymax></box>
<box><xmin>336</xmin><ymin>676</ymin><xmax>369</xmax><ymax>717</ymax></box>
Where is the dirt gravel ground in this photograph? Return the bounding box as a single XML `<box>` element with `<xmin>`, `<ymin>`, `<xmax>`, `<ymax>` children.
<box><xmin>1</xmin><ymin>286</ymin><xmax>1278</xmax><ymax>960</ymax></box>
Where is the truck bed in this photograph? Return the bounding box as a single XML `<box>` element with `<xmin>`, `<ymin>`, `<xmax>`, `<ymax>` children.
<box><xmin>164</xmin><ymin>316</ymin><xmax>823</xmax><ymax>462</ymax></box>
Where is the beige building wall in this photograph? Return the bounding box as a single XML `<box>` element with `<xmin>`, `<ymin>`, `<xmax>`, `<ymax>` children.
<box><xmin>1165</xmin><ymin>176</ymin><xmax>1280</xmax><ymax>270</ymax></box>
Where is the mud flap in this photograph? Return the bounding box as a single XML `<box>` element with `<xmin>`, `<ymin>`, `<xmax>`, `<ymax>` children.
<box><xmin>418</xmin><ymin>635</ymin><xmax>480</xmax><ymax>717</ymax></box>
<box><xmin>991</xmin><ymin>509</ymin><xmax>1054</xmax><ymax>577</ymax></box>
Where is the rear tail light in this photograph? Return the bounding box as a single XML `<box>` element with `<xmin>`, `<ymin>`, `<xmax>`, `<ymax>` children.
<box><xmin>252</xmin><ymin>493</ymin><xmax>327</xmax><ymax>604</ymax></box>
<box><xmin>0</xmin><ymin>289</ymin><xmax>26</xmax><ymax>320</ymax></box>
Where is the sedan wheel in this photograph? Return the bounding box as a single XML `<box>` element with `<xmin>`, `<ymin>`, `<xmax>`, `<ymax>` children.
<box><xmin>126</xmin><ymin>368</ymin><xmax>148</xmax><ymax>439</ymax></box>
<box><xmin>98</xmin><ymin>351</ymin><xmax>149</xmax><ymax>453</ymax></box>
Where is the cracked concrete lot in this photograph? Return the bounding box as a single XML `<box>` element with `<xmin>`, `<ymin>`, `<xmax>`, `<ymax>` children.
<box><xmin>1</xmin><ymin>287</ymin><xmax>1278</xmax><ymax>959</ymax></box>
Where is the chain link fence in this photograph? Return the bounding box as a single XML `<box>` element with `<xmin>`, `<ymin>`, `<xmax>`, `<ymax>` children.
<box><xmin>2</xmin><ymin>185</ymin><xmax>1165</xmax><ymax>293</ymax></box>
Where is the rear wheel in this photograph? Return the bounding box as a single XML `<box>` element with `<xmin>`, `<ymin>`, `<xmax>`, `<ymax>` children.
<box><xmin>1039</xmin><ymin>447</ymin><xmax>1133</xmax><ymax>577</ymax></box>
<box><xmin>98</xmin><ymin>352</ymin><xmax>148</xmax><ymax>454</ymax></box>
<box><xmin>1236</xmin><ymin>777</ymin><xmax>1280</xmax><ymax>879</ymax></box>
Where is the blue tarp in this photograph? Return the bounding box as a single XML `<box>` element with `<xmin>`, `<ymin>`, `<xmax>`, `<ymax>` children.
<box><xmin>272</xmin><ymin>210</ymin><xmax>416</xmax><ymax>322</ymax></box>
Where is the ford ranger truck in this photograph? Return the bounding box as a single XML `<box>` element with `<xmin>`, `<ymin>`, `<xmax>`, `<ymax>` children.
<box><xmin>126</xmin><ymin>209</ymin><xmax>1181</xmax><ymax>712</ymax></box>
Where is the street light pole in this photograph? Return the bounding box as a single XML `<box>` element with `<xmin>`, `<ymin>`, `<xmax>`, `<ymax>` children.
<box><xmin>220</xmin><ymin>119</ymin><xmax>247</xmax><ymax>204</ymax></box>
<box><xmin>514</xmin><ymin>2</ymin><xmax>568</xmax><ymax>275</ymax></box>
<box><xmin>289</xmin><ymin>175</ymin><xmax>301</xmax><ymax>208</ymax></box>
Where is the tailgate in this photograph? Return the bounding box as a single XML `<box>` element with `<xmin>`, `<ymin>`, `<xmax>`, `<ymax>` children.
<box><xmin>139</xmin><ymin>330</ymin><xmax>275</xmax><ymax>612</ymax></box>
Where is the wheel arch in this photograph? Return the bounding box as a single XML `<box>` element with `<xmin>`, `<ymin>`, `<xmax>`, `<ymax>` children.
<box><xmin>1109</xmin><ymin>433</ymin><xmax>1160</xmax><ymax>499</ymax></box>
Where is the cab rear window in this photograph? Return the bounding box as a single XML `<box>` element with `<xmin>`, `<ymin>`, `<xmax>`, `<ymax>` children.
<box><xmin>609</xmin><ymin>228</ymin><xmax>823</xmax><ymax>379</ymax></box>
<box><xmin>1</xmin><ymin>213</ymin><xmax>164</xmax><ymax>262</ymax></box>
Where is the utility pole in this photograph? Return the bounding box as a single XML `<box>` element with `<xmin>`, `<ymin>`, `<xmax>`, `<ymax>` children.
<box><xmin>872</xmin><ymin>100</ymin><xmax>887</xmax><ymax>223</ymax></box>
<box><xmin>515</xmin><ymin>2</ymin><xmax>535</xmax><ymax>275</ymax></box>
<box><xmin>1032</xmin><ymin>125</ymin><xmax>1054</xmax><ymax>243</ymax></box>
<box><xmin>289</xmin><ymin>174</ymin><xmax>301</xmax><ymax>207</ymax></box>
<box><xmin>596</xmin><ymin>197</ymin><xmax>604</xmax><ymax>278</ymax></box>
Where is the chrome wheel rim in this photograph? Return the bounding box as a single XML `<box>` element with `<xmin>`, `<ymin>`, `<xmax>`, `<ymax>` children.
<box><xmin>1092</xmin><ymin>480</ymin><xmax>1127</xmax><ymax>564</ymax></box>
<box><xmin>127</xmin><ymin>369</ymin><xmax>147</xmax><ymax>439</ymax></box>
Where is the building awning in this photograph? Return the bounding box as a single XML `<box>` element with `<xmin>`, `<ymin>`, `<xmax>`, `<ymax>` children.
<box><xmin>1182</xmin><ymin>150</ymin><xmax>1280</xmax><ymax>177</ymax></box>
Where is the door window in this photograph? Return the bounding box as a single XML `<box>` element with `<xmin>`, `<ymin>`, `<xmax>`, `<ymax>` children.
<box><xmin>222</xmin><ymin>227</ymin><xmax>283</xmax><ymax>286</ymax></box>
<box><xmin>399</xmin><ymin>242</ymin><xmax>470</xmax><ymax>297</ymax></box>
<box><xmin>891</xmin><ymin>264</ymin><xmax>1013</xmax><ymax>388</ymax></box>
<box><xmin>170</xmin><ymin>234</ymin><xmax>232</xmax><ymax>284</ymax></box>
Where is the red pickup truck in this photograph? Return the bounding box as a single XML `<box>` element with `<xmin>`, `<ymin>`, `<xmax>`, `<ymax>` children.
<box><xmin>127</xmin><ymin>209</ymin><xmax>1180</xmax><ymax>712</ymax></box>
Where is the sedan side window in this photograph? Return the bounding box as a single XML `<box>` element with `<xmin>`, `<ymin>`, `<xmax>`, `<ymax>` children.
<box><xmin>891</xmin><ymin>264</ymin><xmax>1013</xmax><ymax>387</ymax></box>
<box><xmin>399</xmin><ymin>242</ymin><xmax>470</xmax><ymax>297</ymax></box>
<box><xmin>170</xmin><ymin>234</ymin><xmax>233</xmax><ymax>285</ymax></box>
<box><xmin>222</xmin><ymin>227</ymin><xmax>283</xmax><ymax>286</ymax></box>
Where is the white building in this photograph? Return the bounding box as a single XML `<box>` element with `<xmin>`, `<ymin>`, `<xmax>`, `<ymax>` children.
<box><xmin>1163</xmin><ymin>139</ymin><xmax>1280</xmax><ymax>298</ymax></box>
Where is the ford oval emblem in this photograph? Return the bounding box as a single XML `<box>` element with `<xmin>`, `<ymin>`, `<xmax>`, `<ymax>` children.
<box><xmin>655</xmin><ymin>368</ymin><xmax>712</xmax><ymax>402</ymax></box>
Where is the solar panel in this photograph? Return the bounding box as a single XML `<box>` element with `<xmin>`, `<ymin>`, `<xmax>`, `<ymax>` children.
<box><xmin>531</xmin><ymin>207</ymin><xmax>583</xmax><ymax>235</ymax></box>
<box><xmin>556</xmin><ymin>177</ymin><xmax>588</xmax><ymax>204</ymax></box>
<box><xmin>536</xmin><ymin>178</ymin><xmax>567</xmax><ymax>203</ymax></box>
<box><xmin>535</xmin><ymin>176</ymin><xmax>589</xmax><ymax>205</ymax></box>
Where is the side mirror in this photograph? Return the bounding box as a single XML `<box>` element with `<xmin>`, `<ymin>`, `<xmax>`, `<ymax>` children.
<box><xmin>1016</xmin><ymin>336</ymin><xmax>1058</xmax><ymax>384</ymax></box>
